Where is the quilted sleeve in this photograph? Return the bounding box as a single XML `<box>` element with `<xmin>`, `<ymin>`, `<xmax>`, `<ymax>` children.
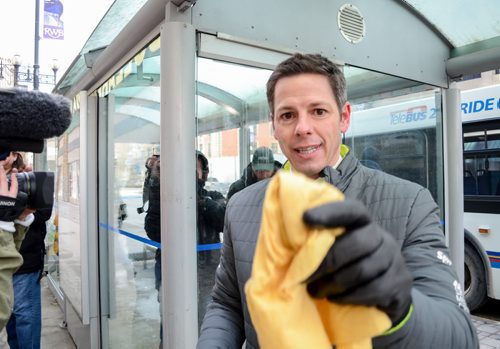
<box><xmin>373</xmin><ymin>188</ymin><xmax>478</xmax><ymax>348</ymax></box>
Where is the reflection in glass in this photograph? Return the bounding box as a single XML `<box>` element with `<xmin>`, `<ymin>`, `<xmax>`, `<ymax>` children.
<box><xmin>196</xmin><ymin>58</ymin><xmax>284</xmax><ymax>325</ymax></box>
<box><xmin>98</xmin><ymin>37</ymin><xmax>162</xmax><ymax>348</ymax></box>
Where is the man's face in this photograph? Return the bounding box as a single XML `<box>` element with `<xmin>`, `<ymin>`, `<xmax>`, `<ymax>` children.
<box><xmin>196</xmin><ymin>158</ymin><xmax>203</xmax><ymax>180</ymax></box>
<box><xmin>272</xmin><ymin>73</ymin><xmax>351</xmax><ymax>179</ymax></box>
<box><xmin>197</xmin><ymin>158</ymin><xmax>208</xmax><ymax>182</ymax></box>
<box><xmin>254</xmin><ymin>169</ymin><xmax>274</xmax><ymax>181</ymax></box>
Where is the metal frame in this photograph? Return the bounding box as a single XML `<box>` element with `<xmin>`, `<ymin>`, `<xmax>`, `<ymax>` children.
<box><xmin>160</xmin><ymin>3</ymin><xmax>198</xmax><ymax>347</ymax></box>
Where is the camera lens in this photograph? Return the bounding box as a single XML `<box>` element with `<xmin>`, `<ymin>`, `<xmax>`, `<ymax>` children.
<box><xmin>7</xmin><ymin>171</ymin><xmax>55</xmax><ymax>209</ymax></box>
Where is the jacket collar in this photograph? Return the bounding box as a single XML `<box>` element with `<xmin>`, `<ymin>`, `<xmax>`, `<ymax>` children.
<box><xmin>282</xmin><ymin>144</ymin><xmax>358</xmax><ymax>191</ymax></box>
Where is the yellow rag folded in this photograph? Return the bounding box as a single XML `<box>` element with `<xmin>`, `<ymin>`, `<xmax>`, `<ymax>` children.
<box><xmin>245</xmin><ymin>171</ymin><xmax>391</xmax><ymax>349</ymax></box>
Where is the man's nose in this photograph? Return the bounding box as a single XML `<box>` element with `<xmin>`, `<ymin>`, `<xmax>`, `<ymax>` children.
<box><xmin>294</xmin><ymin>113</ymin><xmax>312</xmax><ymax>136</ymax></box>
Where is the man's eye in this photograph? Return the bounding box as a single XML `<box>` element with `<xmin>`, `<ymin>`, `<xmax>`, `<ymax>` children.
<box><xmin>314</xmin><ymin>109</ymin><xmax>327</xmax><ymax>116</ymax></box>
<box><xmin>280</xmin><ymin>112</ymin><xmax>294</xmax><ymax>121</ymax></box>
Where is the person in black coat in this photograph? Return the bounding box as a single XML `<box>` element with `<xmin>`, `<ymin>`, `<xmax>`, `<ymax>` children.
<box><xmin>227</xmin><ymin>147</ymin><xmax>282</xmax><ymax>201</ymax></box>
<box><xmin>196</xmin><ymin>151</ymin><xmax>226</xmax><ymax>324</ymax></box>
<box><xmin>5</xmin><ymin>151</ymin><xmax>52</xmax><ymax>349</ymax></box>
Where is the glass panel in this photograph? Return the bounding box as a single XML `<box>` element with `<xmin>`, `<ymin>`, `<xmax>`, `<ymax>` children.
<box><xmin>196</xmin><ymin>58</ymin><xmax>284</xmax><ymax>325</ymax></box>
<box><xmin>402</xmin><ymin>0</ymin><xmax>500</xmax><ymax>47</ymax></box>
<box><xmin>57</xmin><ymin>98</ymin><xmax>84</xmax><ymax>317</ymax></box>
<box><xmin>56</xmin><ymin>0</ymin><xmax>149</xmax><ymax>93</ymax></box>
<box><xmin>194</xmin><ymin>58</ymin><xmax>444</xmax><ymax>325</ymax></box>
<box><xmin>346</xmin><ymin>79</ymin><xmax>442</xmax><ymax>201</ymax></box>
<box><xmin>97</xmin><ymin>37</ymin><xmax>162</xmax><ymax>348</ymax></box>
<box><xmin>45</xmin><ymin>138</ymin><xmax>60</xmax><ymax>285</ymax></box>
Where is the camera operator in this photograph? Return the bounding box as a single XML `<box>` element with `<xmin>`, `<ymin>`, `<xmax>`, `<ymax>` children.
<box><xmin>4</xmin><ymin>152</ymin><xmax>52</xmax><ymax>348</ymax></box>
<box><xmin>196</xmin><ymin>151</ymin><xmax>226</xmax><ymax>324</ymax></box>
<box><xmin>0</xmin><ymin>155</ymin><xmax>35</xmax><ymax>331</ymax></box>
<box><xmin>0</xmin><ymin>88</ymin><xmax>72</xmax><ymax>332</ymax></box>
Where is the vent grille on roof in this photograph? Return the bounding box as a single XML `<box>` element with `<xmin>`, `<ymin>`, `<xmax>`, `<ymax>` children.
<box><xmin>337</xmin><ymin>4</ymin><xmax>365</xmax><ymax>44</ymax></box>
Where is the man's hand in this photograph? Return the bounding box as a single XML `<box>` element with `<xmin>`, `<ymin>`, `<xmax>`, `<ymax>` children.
<box><xmin>0</xmin><ymin>161</ymin><xmax>28</xmax><ymax>222</ymax></box>
<box><xmin>303</xmin><ymin>199</ymin><xmax>413</xmax><ymax>325</ymax></box>
<box><xmin>0</xmin><ymin>162</ymin><xmax>17</xmax><ymax>199</ymax></box>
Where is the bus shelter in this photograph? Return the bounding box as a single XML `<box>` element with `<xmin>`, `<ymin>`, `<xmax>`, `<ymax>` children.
<box><xmin>46</xmin><ymin>0</ymin><xmax>500</xmax><ymax>347</ymax></box>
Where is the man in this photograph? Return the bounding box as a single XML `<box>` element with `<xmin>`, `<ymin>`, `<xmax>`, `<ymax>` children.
<box><xmin>137</xmin><ymin>154</ymin><xmax>163</xmax><ymax>347</ymax></box>
<box><xmin>227</xmin><ymin>147</ymin><xmax>281</xmax><ymax>201</ymax></box>
<box><xmin>4</xmin><ymin>152</ymin><xmax>51</xmax><ymax>349</ymax></box>
<box><xmin>196</xmin><ymin>151</ymin><xmax>226</xmax><ymax>324</ymax></box>
<box><xmin>0</xmin><ymin>88</ymin><xmax>71</xmax><ymax>332</ymax></box>
<box><xmin>0</xmin><ymin>156</ymin><xmax>34</xmax><ymax>331</ymax></box>
<box><xmin>197</xmin><ymin>53</ymin><xmax>478</xmax><ymax>348</ymax></box>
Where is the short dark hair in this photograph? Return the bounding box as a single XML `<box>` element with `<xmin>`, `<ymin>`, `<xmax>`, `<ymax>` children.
<box><xmin>11</xmin><ymin>152</ymin><xmax>26</xmax><ymax>171</ymax></box>
<box><xmin>266</xmin><ymin>53</ymin><xmax>347</xmax><ymax>119</ymax></box>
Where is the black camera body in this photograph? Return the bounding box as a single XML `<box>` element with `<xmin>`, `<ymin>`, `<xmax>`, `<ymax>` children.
<box><xmin>8</xmin><ymin>172</ymin><xmax>55</xmax><ymax>210</ymax></box>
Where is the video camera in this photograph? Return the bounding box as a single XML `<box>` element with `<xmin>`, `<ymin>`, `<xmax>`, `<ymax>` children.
<box><xmin>5</xmin><ymin>171</ymin><xmax>55</xmax><ymax>210</ymax></box>
<box><xmin>0</xmin><ymin>88</ymin><xmax>71</xmax><ymax>212</ymax></box>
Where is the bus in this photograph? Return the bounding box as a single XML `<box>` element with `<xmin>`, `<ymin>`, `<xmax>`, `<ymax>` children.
<box><xmin>345</xmin><ymin>84</ymin><xmax>500</xmax><ymax>311</ymax></box>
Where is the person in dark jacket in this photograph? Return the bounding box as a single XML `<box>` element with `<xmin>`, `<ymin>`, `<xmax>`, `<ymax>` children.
<box><xmin>137</xmin><ymin>155</ymin><xmax>162</xmax><ymax>288</ymax></box>
<box><xmin>227</xmin><ymin>147</ymin><xmax>282</xmax><ymax>201</ymax></box>
<box><xmin>196</xmin><ymin>151</ymin><xmax>226</xmax><ymax>325</ymax></box>
<box><xmin>0</xmin><ymin>153</ymin><xmax>34</xmax><ymax>332</ymax></box>
<box><xmin>137</xmin><ymin>154</ymin><xmax>163</xmax><ymax>347</ymax></box>
<box><xmin>4</xmin><ymin>152</ymin><xmax>51</xmax><ymax>349</ymax></box>
<box><xmin>197</xmin><ymin>54</ymin><xmax>478</xmax><ymax>348</ymax></box>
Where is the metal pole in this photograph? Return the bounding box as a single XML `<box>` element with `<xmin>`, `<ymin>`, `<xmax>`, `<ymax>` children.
<box><xmin>443</xmin><ymin>86</ymin><xmax>465</xmax><ymax>286</ymax></box>
<box><xmin>13</xmin><ymin>64</ymin><xmax>19</xmax><ymax>87</ymax></box>
<box><xmin>34</xmin><ymin>0</ymin><xmax>40</xmax><ymax>90</ymax></box>
<box><xmin>161</xmin><ymin>4</ymin><xmax>197</xmax><ymax>348</ymax></box>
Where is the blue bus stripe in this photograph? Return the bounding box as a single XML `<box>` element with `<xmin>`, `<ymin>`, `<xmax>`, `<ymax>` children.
<box><xmin>99</xmin><ymin>222</ymin><xmax>222</xmax><ymax>251</ymax></box>
<box><xmin>490</xmin><ymin>261</ymin><xmax>500</xmax><ymax>269</ymax></box>
<box><xmin>487</xmin><ymin>250</ymin><xmax>500</xmax><ymax>257</ymax></box>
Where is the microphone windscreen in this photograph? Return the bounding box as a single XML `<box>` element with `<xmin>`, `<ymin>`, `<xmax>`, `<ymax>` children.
<box><xmin>0</xmin><ymin>89</ymin><xmax>72</xmax><ymax>152</ymax></box>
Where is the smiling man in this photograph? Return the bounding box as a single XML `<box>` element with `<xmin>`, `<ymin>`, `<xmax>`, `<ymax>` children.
<box><xmin>271</xmin><ymin>72</ymin><xmax>350</xmax><ymax>179</ymax></box>
<box><xmin>197</xmin><ymin>53</ymin><xmax>478</xmax><ymax>349</ymax></box>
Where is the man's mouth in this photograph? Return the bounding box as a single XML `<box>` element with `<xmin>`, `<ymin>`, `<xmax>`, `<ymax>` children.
<box><xmin>295</xmin><ymin>145</ymin><xmax>320</xmax><ymax>155</ymax></box>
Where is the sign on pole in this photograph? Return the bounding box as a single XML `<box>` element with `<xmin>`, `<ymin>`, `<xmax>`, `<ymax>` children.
<box><xmin>43</xmin><ymin>0</ymin><xmax>64</xmax><ymax>40</ymax></box>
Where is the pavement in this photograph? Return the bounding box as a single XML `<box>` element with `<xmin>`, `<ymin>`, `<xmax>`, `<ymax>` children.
<box><xmin>1</xmin><ymin>281</ymin><xmax>500</xmax><ymax>348</ymax></box>
<box><xmin>0</xmin><ymin>277</ymin><xmax>75</xmax><ymax>349</ymax></box>
<box><xmin>473</xmin><ymin>316</ymin><xmax>500</xmax><ymax>349</ymax></box>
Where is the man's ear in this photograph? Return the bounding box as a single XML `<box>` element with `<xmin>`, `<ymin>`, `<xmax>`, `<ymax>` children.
<box><xmin>340</xmin><ymin>102</ymin><xmax>351</xmax><ymax>133</ymax></box>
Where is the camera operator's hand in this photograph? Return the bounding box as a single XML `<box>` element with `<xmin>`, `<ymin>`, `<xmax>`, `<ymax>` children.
<box><xmin>0</xmin><ymin>162</ymin><xmax>28</xmax><ymax>223</ymax></box>
<box><xmin>303</xmin><ymin>199</ymin><xmax>413</xmax><ymax>326</ymax></box>
<box><xmin>0</xmin><ymin>162</ymin><xmax>18</xmax><ymax>198</ymax></box>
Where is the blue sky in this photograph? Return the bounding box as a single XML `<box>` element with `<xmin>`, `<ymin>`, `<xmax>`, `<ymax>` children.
<box><xmin>0</xmin><ymin>0</ymin><xmax>114</xmax><ymax>91</ymax></box>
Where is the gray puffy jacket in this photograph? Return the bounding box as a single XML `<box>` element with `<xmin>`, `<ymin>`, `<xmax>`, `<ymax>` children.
<box><xmin>198</xmin><ymin>151</ymin><xmax>478</xmax><ymax>349</ymax></box>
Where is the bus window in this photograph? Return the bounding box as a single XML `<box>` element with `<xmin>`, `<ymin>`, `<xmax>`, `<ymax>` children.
<box><xmin>348</xmin><ymin>130</ymin><xmax>430</xmax><ymax>190</ymax></box>
<box><xmin>463</xmin><ymin>125</ymin><xmax>500</xmax><ymax>197</ymax></box>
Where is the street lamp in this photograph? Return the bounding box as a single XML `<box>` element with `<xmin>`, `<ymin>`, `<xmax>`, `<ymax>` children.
<box><xmin>12</xmin><ymin>54</ymin><xmax>21</xmax><ymax>87</ymax></box>
<box><xmin>52</xmin><ymin>59</ymin><xmax>59</xmax><ymax>85</ymax></box>
<box><xmin>1</xmin><ymin>54</ymin><xmax>58</xmax><ymax>88</ymax></box>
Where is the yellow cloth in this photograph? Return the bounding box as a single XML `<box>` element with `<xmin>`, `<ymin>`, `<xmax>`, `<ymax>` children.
<box><xmin>245</xmin><ymin>171</ymin><xmax>391</xmax><ymax>349</ymax></box>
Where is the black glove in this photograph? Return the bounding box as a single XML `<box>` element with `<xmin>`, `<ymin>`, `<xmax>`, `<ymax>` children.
<box><xmin>0</xmin><ymin>192</ymin><xmax>28</xmax><ymax>222</ymax></box>
<box><xmin>303</xmin><ymin>199</ymin><xmax>412</xmax><ymax>325</ymax></box>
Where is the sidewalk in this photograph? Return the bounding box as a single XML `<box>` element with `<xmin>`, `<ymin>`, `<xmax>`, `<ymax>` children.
<box><xmin>473</xmin><ymin>316</ymin><xmax>500</xmax><ymax>349</ymax></box>
<box><xmin>1</xmin><ymin>282</ymin><xmax>500</xmax><ymax>348</ymax></box>
<box><xmin>0</xmin><ymin>277</ymin><xmax>75</xmax><ymax>349</ymax></box>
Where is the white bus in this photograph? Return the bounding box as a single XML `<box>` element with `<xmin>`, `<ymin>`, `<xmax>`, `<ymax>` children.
<box><xmin>346</xmin><ymin>84</ymin><xmax>500</xmax><ymax>311</ymax></box>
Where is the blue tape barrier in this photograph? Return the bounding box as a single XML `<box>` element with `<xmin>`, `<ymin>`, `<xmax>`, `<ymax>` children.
<box><xmin>99</xmin><ymin>223</ymin><xmax>222</xmax><ymax>251</ymax></box>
